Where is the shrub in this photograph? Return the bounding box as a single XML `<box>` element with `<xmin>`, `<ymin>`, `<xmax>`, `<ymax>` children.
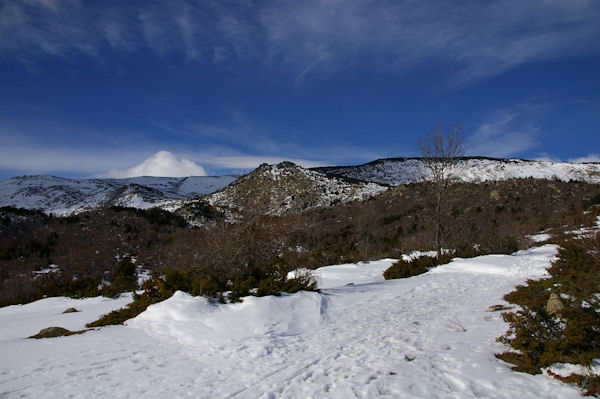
<box><xmin>87</xmin><ymin>262</ymin><xmax>319</xmax><ymax>326</ymax></box>
<box><xmin>585</xmin><ymin>193</ymin><xmax>600</xmax><ymax>209</ymax></box>
<box><xmin>546</xmin><ymin>370</ymin><xmax>600</xmax><ymax>397</ymax></box>
<box><xmin>228</xmin><ymin>262</ymin><xmax>319</xmax><ymax>302</ymax></box>
<box><xmin>190</xmin><ymin>274</ymin><xmax>225</xmax><ymax>298</ymax></box>
<box><xmin>383</xmin><ymin>254</ymin><xmax>452</xmax><ymax>280</ymax></box>
<box><xmin>161</xmin><ymin>268</ymin><xmax>192</xmax><ymax>293</ymax></box>
<box><xmin>86</xmin><ymin>294</ymin><xmax>154</xmax><ymax>327</ymax></box>
<box><xmin>87</xmin><ymin>268</ymin><xmax>196</xmax><ymax>327</ymax></box>
<box><xmin>500</xmin><ymin>235</ymin><xmax>520</xmax><ymax>254</ymax></box>
<box><xmin>101</xmin><ymin>257</ymin><xmax>138</xmax><ymax>297</ymax></box>
<box><xmin>453</xmin><ymin>244</ymin><xmax>484</xmax><ymax>259</ymax></box>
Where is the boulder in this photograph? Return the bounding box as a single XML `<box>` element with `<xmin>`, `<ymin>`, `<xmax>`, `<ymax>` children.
<box><xmin>546</xmin><ymin>293</ymin><xmax>565</xmax><ymax>315</ymax></box>
<box><xmin>29</xmin><ymin>326</ymin><xmax>87</xmax><ymax>339</ymax></box>
<box><xmin>489</xmin><ymin>190</ymin><xmax>501</xmax><ymax>201</ymax></box>
<box><xmin>62</xmin><ymin>307</ymin><xmax>79</xmax><ymax>313</ymax></box>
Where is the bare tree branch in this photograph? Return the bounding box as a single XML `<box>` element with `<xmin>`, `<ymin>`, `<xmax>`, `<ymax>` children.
<box><xmin>418</xmin><ymin>122</ymin><xmax>465</xmax><ymax>257</ymax></box>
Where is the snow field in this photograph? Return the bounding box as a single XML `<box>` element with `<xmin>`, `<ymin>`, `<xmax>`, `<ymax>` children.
<box><xmin>0</xmin><ymin>245</ymin><xmax>584</xmax><ymax>398</ymax></box>
<box><xmin>0</xmin><ymin>294</ymin><xmax>133</xmax><ymax>341</ymax></box>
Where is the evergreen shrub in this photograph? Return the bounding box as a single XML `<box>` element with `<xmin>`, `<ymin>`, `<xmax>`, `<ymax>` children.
<box><xmin>87</xmin><ymin>262</ymin><xmax>319</xmax><ymax>326</ymax></box>
<box><xmin>383</xmin><ymin>254</ymin><xmax>452</xmax><ymax>280</ymax></box>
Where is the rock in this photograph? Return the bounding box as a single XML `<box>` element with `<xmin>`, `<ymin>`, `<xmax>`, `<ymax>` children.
<box><xmin>546</xmin><ymin>293</ymin><xmax>565</xmax><ymax>315</ymax></box>
<box><xmin>489</xmin><ymin>190</ymin><xmax>501</xmax><ymax>201</ymax></box>
<box><xmin>29</xmin><ymin>326</ymin><xmax>87</xmax><ymax>339</ymax></box>
<box><xmin>62</xmin><ymin>307</ymin><xmax>79</xmax><ymax>313</ymax></box>
<box><xmin>548</xmin><ymin>183</ymin><xmax>561</xmax><ymax>193</ymax></box>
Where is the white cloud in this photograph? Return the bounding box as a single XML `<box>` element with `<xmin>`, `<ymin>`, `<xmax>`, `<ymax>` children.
<box><xmin>534</xmin><ymin>153</ymin><xmax>562</xmax><ymax>162</ymax></box>
<box><xmin>102</xmin><ymin>151</ymin><xmax>207</xmax><ymax>178</ymax></box>
<box><xmin>568</xmin><ymin>154</ymin><xmax>600</xmax><ymax>163</ymax></box>
<box><xmin>467</xmin><ymin>110</ymin><xmax>540</xmax><ymax>158</ymax></box>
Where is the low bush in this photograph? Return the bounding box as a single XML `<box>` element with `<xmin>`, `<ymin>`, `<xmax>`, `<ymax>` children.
<box><xmin>87</xmin><ymin>262</ymin><xmax>319</xmax><ymax>326</ymax></box>
<box><xmin>100</xmin><ymin>257</ymin><xmax>138</xmax><ymax>297</ymax></box>
<box><xmin>546</xmin><ymin>370</ymin><xmax>600</xmax><ymax>397</ymax></box>
<box><xmin>86</xmin><ymin>269</ymin><xmax>188</xmax><ymax>327</ymax></box>
<box><xmin>383</xmin><ymin>254</ymin><xmax>453</xmax><ymax>280</ymax></box>
<box><xmin>228</xmin><ymin>262</ymin><xmax>319</xmax><ymax>302</ymax></box>
<box><xmin>86</xmin><ymin>294</ymin><xmax>154</xmax><ymax>327</ymax></box>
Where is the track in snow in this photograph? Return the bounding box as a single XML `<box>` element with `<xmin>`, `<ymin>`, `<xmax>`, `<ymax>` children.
<box><xmin>0</xmin><ymin>245</ymin><xmax>583</xmax><ymax>398</ymax></box>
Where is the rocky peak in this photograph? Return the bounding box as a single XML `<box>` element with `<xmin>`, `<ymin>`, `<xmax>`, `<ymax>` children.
<box><xmin>207</xmin><ymin>163</ymin><xmax>388</xmax><ymax>218</ymax></box>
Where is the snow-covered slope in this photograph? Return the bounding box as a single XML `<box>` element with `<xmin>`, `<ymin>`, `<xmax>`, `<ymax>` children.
<box><xmin>3</xmin><ymin>157</ymin><xmax>599</xmax><ymax>216</ymax></box>
<box><xmin>315</xmin><ymin>157</ymin><xmax>600</xmax><ymax>186</ymax></box>
<box><xmin>0</xmin><ymin>245</ymin><xmax>584</xmax><ymax>398</ymax></box>
<box><xmin>207</xmin><ymin>162</ymin><xmax>388</xmax><ymax>216</ymax></box>
<box><xmin>0</xmin><ymin>175</ymin><xmax>237</xmax><ymax>215</ymax></box>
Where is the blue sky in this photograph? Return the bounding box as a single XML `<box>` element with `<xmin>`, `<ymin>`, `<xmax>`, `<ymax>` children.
<box><xmin>1</xmin><ymin>0</ymin><xmax>599</xmax><ymax>179</ymax></box>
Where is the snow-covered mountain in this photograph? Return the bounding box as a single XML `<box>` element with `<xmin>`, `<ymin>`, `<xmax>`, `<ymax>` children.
<box><xmin>315</xmin><ymin>157</ymin><xmax>600</xmax><ymax>186</ymax></box>
<box><xmin>2</xmin><ymin>157</ymin><xmax>599</xmax><ymax>217</ymax></box>
<box><xmin>0</xmin><ymin>175</ymin><xmax>237</xmax><ymax>216</ymax></box>
<box><xmin>206</xmin><ymin>162</ymin><xmax>388</xmax><ymax>217</ymax></box>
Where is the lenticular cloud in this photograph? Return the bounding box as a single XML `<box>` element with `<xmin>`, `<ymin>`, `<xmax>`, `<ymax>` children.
<box><xmin>105</xmin><ymin>151</ymin><xmax>207</xmax><ymax>178</ymax></box>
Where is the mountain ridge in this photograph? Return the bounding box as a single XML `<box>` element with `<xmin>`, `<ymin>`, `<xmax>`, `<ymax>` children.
<box><xmin>206</xmin><ymin>161</ymin><xmax>387</xmax><ymax>217</ymax></box>
<box><xmin>2</xmin><ymin>156</ymin><xmax>600</xmax><ymax>217</ymax></box>
<box><xmin>314</xmin><ymin>157</ymin><xmax>600</xmax><ymax>186</ymax></box>
<box><xmin>0</xmin><ymin>175</ymin><xmax>237</xmax><ymax>216</ymax></box>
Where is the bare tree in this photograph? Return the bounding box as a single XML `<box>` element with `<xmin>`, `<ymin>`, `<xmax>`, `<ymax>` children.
<box><xmin>418</xmin><ymin>123</ymin><xmax>465</xmax><ymax>258</ymax></box>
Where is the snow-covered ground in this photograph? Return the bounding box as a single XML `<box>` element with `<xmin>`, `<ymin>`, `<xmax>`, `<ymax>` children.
<box><xmin>0</xmin><ymin>245</ymin><xmax>584</xmax><ymax>398</ymax></box>
<box><xmin>527</xmin><ymin>233</ymin><xmax>554</xmax><ymax>243</ymax></box>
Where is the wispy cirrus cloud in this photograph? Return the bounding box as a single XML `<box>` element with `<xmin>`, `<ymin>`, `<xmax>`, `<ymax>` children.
<box><xmin>467</xmin><ymin>109</ymin><xmax>542</xmax><ymax>158</ymax></box>
<box><xmin>2</xmin><ymin>0</ymin><xmax>599</xmax><ymax>84</ymax></box>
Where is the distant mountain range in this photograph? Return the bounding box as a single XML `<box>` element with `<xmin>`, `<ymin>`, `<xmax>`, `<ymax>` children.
<box><xmin>0</xmin><ymin>175</ymin><xmax>237</xmax><ymax>216</ymax></box>
<box><xmin>1</xmin><ymin>157</ymin><xmax>599</xmax><ymax>217</ymax></box>
<box><xmin>316</xmin><ymin>156</ymin><xmax>600</xmax><ymax>186</ymax></box>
